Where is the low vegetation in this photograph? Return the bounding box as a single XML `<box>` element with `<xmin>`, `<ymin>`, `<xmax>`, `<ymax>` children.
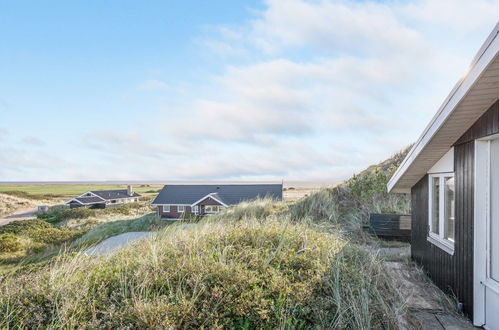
<box><xmin>0</xmin><ymin>147</ymin><xmax>412</xmax><ymax>328</ymax></box>
<box><xmin>0</xmin><ymin>218</ymin><xmax>403</xmax><ymax>329</ymax></box>
<box><xmin>37</xmin><ymin>202</ymin><xmax>152</xmax><ymax>226</ymax></box>
<box><xmin>0</xmin><ymin>219</ymin><xmax>84</xmax><ymax>260</ymax></box>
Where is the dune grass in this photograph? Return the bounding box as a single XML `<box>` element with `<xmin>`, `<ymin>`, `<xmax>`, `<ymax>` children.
<box><xmin>0</xmin><ymin>217</ymin><xmax>404</xmax><ymax>329</ymax></box>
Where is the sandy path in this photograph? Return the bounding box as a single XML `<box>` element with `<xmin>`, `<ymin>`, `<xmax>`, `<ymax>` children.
<box><xmin>0</xmin><ymin>207</ymin><xmax>38</xmax><ymax>226</ymax></box>
<box><xmin>84</xmin><ymin>232</ymin><xmax>155</xmax><ymax>256</ymax></box>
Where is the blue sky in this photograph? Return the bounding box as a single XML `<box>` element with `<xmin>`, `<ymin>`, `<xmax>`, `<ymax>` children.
<box><xmin>1</xmin><ymin>0</ymin><xmax>498</xmax><ymax>182</ymax></box>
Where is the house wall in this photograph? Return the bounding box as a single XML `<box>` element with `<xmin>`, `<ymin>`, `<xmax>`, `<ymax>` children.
<box><xmin>158</xmin><ymin>205</ymin><xmax>192</xmax><ymax>219</ymax></box>
<box><xmin>411</xmin><ymin>98</ymin><xmax>499</xmax><ymax>317</ymax></box>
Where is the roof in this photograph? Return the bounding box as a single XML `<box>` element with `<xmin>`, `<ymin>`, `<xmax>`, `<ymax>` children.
<box><xmin>388</xmin><ymin>22</ymin><xmax>499</xmax><ymax>193</ymax></box>
<box><xmin>70</xmin><ymin>196</ymin><xmax>105</xmax><ymax>205</ymax></box>
<box><xmin>151</xmin><ymin>184</ymin><xmax>283</xmax><ymax>206</ymax></box>
<box><xmin>90</xmin><ymin>190</ymin><xmax>141</xmax><ymax>200</ymax></box>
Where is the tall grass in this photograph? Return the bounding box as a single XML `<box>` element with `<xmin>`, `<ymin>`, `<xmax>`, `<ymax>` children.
<box><xmin>0</xmin><ymin>217</ymin><xmax>404</xmax><ymax>329</ymax></box>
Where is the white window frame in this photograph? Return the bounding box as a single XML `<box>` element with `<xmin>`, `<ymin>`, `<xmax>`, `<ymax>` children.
<box><xmin>163</xmin><ymin>205</ymin><xmax>170</xmax><ymax>213</ymax></box>
<box><xmin>178</xmin><ymin>205</ymin><xmax>185</xmax><ymax>213</ymax></box>
<box><xmin>192</xmin><ymin>205</ymin><xmax>199</xmax><ymax>214</ymax></box>
<box><xmin>428</xmin><ymin>172</ymin><xmax>455</xmax><ymax>255</ymax></box>
<box><xmin>205</xmin><ymin>205</ymin><xmax>223</xmax><ymax>214</ymax></box>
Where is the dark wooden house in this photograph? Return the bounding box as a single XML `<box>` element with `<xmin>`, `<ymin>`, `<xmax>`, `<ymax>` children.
<box><xmin>388</xmin><ymin>23</ymin><xmax>499</xmax><ymax>328</ymax></box>
<box><xmin>151</xmin><ymin>184</ymin><xmax>282</xmax><ymax>220</ymax></box>
<box><xmin>65</xmin><ymin>185</ymin><xmax>140</xmax><ymax>209</ymax></box>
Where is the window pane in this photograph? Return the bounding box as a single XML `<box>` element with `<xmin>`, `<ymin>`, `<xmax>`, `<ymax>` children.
<box><xmin>444</xmin><ymin>177</ymin><xmax>455</xmax><ymax>242</ymax></box>
<box><xmin>432</xmin><ymin>177</ymin><xmax>440</xmax><ymax>235</ymax></box>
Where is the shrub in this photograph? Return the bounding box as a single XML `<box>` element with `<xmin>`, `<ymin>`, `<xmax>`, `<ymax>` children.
<box><xmin>28</xmin><ymin>228</ymin><xmax>84</xmax><ymax>245</ymax></box>
<box><xmin>0</xmin><ymin>233</ymin><xmax>22</xmax><ymax>252</ymax></box>
<box><xmin>63</xmin><ymin>208</ymin><xmax>96</xmax><ymax>219</ymax></box>
<box><xmin>0</xmin><ymin>219</ymin><xmax>52</xmax><ymax>235</ymax></box>
<box><xmin>101</xmin><ymin>203</ymin><xmax>145</xmax><ymax>216</ymax></box>
<box><xmin>38</xmin><ymin>207</ymin><xmax>96</xmax><ymax>224</ymax></box>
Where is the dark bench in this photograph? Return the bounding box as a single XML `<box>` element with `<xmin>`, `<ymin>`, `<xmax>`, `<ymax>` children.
<box><xmin>367</xmin><ymin>213</ymin><xmax>411</xmax><ymax>242</ymax></box>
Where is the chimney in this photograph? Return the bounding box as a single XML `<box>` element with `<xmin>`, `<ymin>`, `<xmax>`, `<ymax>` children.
<box><xmin>127</xmin><ymin>185</ymin><xmax>133</xmax><ymax>196</ymax></box>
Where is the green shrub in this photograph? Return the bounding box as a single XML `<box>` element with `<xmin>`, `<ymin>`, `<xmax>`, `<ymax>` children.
<box><xmin>0</xmin><ymin>233</ymin><xmax>22</xmax><ymax>252</ymax></box>
<box><xmin>63</xmin><ymin>208</ymin><xmax>96</xmax><ymax>219</ymax></box>
<box><xmin>28</xmin><ymin>228</ymin><xmax>84</xmax><ymax>245</ymax></box>
<box><xmin>0</xmin><ymin>219</ymin><xmax>52</xmax><ymax>235</ymax></box>
<box><xmin>101</xmin><ymin>203</ymin><xmax>144</xmax><ymax>216</ymax></box>
<box><xmin>38</xmin><ymin>207</ymin><xmax>96</xmax><ymax>224</ymax></box>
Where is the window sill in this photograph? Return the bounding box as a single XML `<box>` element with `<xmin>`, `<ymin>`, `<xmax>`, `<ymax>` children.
<box><xmin>427</xmin><ymin>235</ymin><xmax>454</xmax><ymax>255</ymax></box>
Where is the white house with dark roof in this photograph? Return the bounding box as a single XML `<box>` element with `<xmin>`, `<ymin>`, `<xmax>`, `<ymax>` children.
<box><xmin>66</xmin><ymin>185</ymin><xmax>141</xmax><ymax>209</ymax></box>
<box><xmin>151</xmin><ymin>183</ymin><xmax>282</xmax><ymax>220</ymax></box>
<box><xmin>388</xmin><ymin>22</ymin><xmax>499</xmax><ymax>328</ymax></box>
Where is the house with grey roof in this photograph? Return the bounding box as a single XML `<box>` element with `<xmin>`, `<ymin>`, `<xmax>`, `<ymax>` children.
<box><xmin>151</xmin><ymin>184</ymin><xmax>282</xmax><ymax>220</ymax></box>
<box><xmin>65</xmin><ymin>185</ymin><xmax>141</xmax><ymax>209</ymax></box>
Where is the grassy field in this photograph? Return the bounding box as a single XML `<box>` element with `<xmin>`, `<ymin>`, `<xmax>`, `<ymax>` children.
<box><xmin>0</xmin><ymin>184</ymin><xmax>163</xmax><ymax>198</ymax></box>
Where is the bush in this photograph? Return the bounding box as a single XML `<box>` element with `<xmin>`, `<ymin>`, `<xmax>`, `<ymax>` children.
<box><xmin>38</xmin><ymin>207</ymin><xmax>96</xmax><ymax>224</ymax></box>
<box><xmin>0</xmin><ymin>219</ymin><xmax>52</xmax><ymax>235</ymax></box>
<box><xmin>0</xmin><ymin>233</ymin><xmax>22</xmax><ymax>252</ymax></box>
<box><xmin>28</xmin><ymin>228</ymin><xmax>84</xmax><ymax>245</ymax></box>
<box><xmin>101</xmin><ymin>203</ymin><xmax>144</xmax><ymax>216</ymax></box>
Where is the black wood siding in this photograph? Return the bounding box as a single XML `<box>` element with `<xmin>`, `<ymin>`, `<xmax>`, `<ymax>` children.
<box><xmin>411</xmin><ymin>98</ymin><xmax>499</xmax><ymax>317</ymax></box>
<box><xmin>411</xmin><ymin>141</ymin><xmax>474</xmax><ymax>316</ymax></box>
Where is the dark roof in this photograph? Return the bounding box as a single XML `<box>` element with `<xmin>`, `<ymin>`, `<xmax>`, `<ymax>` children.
<box><xmin>151</xmin><ymin>184</ymin><xmax>282</xmax><ymax>205</ymax></box>
<box><xmin>90</xmin><ymin>190</ymin><xmax>140</xmax><ymax>200</ymax></box>
<box><xmin>209</xmin><ymin>192</ymin><xmax>227</xmax><ymax>205</ymax></box>
<box><xmin>73</xmin><ymin>196</ymin><xmax>106</xmax><ymax>205</ymax></box>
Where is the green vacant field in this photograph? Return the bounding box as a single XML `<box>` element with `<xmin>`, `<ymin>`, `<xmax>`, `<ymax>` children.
<box><xmin>0</xmin><ymin>184</ymin><xmax>163</xmax><ymax>198</ymax></box>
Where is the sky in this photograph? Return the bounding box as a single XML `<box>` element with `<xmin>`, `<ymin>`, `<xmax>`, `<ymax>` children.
<box><xmin>1</xmin><ymin>0</ymin><xmax>498</xmax><ymax>182</ymax></box>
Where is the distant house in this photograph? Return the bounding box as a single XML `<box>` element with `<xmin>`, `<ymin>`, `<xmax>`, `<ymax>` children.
<box><xmin>151</xmin><ymin>184</ymin><xmax>283</xmax><ymax>220</ymax></box>
<box><xmin>387</xmin><ymin>23</ymin><xmax>499</xmax><ymax>328</ymax></box>
<box><xmin>66</xmin><ymin>185</ymin><xmax>141</xmax><ymax>209</ymax></box>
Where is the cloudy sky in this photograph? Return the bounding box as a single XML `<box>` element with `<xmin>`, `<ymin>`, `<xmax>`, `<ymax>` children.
<box><xmin>1</xmin><ymin>0</ymin><xmax>498</xmax><ymax>182</ymax></box>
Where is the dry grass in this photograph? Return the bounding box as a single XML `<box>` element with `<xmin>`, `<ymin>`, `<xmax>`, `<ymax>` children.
<box><xmin>0</xmin><ymin>217</ymin><xmax>405</xmax><ymax>329</ymax></box>
<box><xmin>0</xmin><ymin>193</ymin><xmax>37</xmax><ymax>218</ymax></box>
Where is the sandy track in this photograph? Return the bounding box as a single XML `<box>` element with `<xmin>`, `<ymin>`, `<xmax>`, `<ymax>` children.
<box><xmin>0</xmin><ymin>206</ymin><xmax>38</xmax><ymax>226</ymax></box>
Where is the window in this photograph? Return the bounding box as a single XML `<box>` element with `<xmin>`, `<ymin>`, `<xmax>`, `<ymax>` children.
<box><xmin>205</xmin><ymin>205</ymin><xmax>223</xmax><ymax>213</ymax></box>
<box><xmin>428</xmin><ymin>173</ymin><xmax>455</xmax><ymax>254</ymax></box>
<box><xmin>178</xmin><ymin>205</ymin><xmax>185</xmax><ymax>213</ymax></box>
<box><xmin>163</xmin><ymin>205</ymin><xmax>170</xmax><ymax>213</ymax></box>
<box><xmin>192</xmin><ymin>205</ymin><xmax>199</xmax><ymax>214</ymax></box>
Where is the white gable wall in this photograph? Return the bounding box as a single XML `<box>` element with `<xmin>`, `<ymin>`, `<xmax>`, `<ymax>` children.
<box><xmin>428</xmin><ymin>147</ymin><xmax>454</xmax><ymax>174</ymax></box>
